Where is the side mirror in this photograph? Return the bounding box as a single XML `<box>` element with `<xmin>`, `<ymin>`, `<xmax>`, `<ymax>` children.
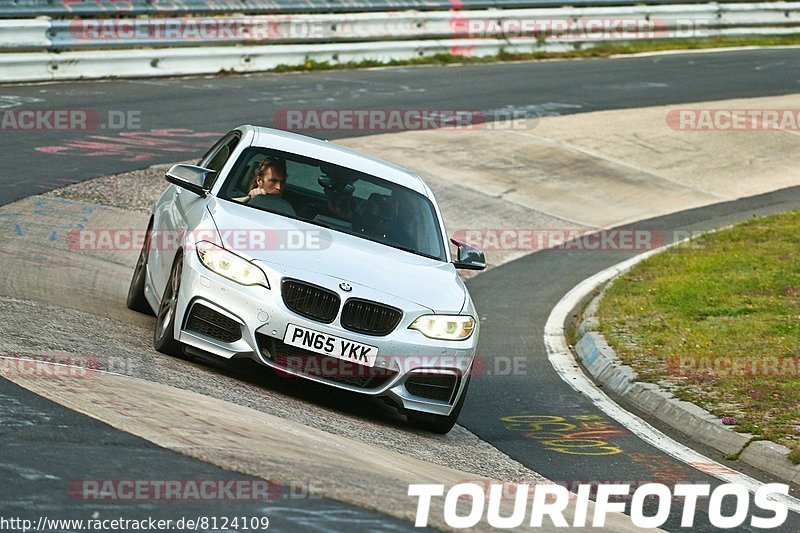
<box><xmin>165</xmin><ymin>164</ymin><xmax>214</xmax><ymax>198</ymax></box>
<box><xmin>450</xmin><ymin>238</ymin><xmax>486</xmax><ymax>271</ymax></box>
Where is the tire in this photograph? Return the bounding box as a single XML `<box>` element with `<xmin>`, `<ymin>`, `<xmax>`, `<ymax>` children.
<box><xmin>408</xmin><ymin>374</ymin><xmax>471</xmax><ymax>434</ymax></box>
<box><xmin>126</xmin><ymin>220</ymin><xmax>154</xmax><ymax>315</ymax></box>
<box><xmin>153</xmin><ymin>253</ymin><xmax>186</xmax><ymax>357</ymax></box>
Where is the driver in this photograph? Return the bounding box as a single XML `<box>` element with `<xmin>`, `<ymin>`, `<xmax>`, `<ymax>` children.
<box><xmin>235</xmin><ymin>158</ymin><xmax>287</xmax><ymax>202</ymax></box>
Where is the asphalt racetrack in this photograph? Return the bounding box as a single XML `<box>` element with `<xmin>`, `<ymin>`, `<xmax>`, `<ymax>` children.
<box><xmin>2</xmin><ymin>48</ymin><xmax>800</xmax><ymax>205</ymax></box>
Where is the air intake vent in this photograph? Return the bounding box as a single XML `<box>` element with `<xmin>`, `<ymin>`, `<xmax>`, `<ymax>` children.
<box><xmin>281</xmin><ymin>279</ymin><xmax>340</xmax><ymax>323</ymax></box>
<box><xmin>341</xmin><ymin>298</ymin><xmax>402</xmax><ymax>336</ymax></box>
<box><xmin>185</xmin><ymin>303</ymin><xmax>242</xmax><ymax>343</ymax></box>
<box><xmin>405</xmin><ymin>373</ymin><xmax>458</xmax><ymax>402</ymax></box>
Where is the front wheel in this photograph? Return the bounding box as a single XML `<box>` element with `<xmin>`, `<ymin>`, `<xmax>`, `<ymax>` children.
<box><xmin>153</xmin><ymin>253</ymin><xmax>186</xmax><ymax>357</ymax></box>
<box><xmin>126</xmin><ymin>221</ymin><xmax>154</xmax><ymax>315</ymax></box>
<box><xmin>407</xmin><ymin>374</ymin><xmax>471</xmax><ymax>434</ymax></box>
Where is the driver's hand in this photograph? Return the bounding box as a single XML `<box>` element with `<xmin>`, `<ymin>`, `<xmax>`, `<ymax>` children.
<box><xmin>249</xmin><ymin>188</ymin><xmax>265</xmax><ymax>197</ymax></box>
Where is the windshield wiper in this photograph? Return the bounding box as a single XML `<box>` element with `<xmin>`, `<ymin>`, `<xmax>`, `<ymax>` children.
<box><xmin>392</xmin><ymin>245</ymin><xmax>439</xmax><ymax>261</ymax></box>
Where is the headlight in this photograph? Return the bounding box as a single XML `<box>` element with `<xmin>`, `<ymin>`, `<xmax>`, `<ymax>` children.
<box><xmin>409</xmin><ymin>315</ymin><xmax>475</xmax><ymax>340</ymax></box>
<box><xmin>196</xmin><ymin>241</ymin><xmax>269</xmax><ymax>288</ymax></box>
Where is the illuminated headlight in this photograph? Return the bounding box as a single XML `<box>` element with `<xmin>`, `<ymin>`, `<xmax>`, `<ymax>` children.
<box><xmin>409</xmin><ymin>315</ymin><xmax>475</xmax><ymax>340</ymax></box>
<box><xmin>196</xmin><ymin>241</ymin><xmax>269</xmax><ymax>288</ymax></box>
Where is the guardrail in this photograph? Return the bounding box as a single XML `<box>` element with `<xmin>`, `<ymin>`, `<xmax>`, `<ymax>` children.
<box><xmin>0</xmin><ymin>0</ymin><xmax>765</xmax><ymax>18</ymax></box>
<box><xmin>1</xmin><ymin>2</ymin><xmax>799</xmax><ymax>81</ymax></box>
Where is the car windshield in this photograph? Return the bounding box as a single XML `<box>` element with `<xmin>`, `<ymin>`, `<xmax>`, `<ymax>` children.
<box><xmin>218</xmin><ymin>147</ymin><xmax>447</xmax><ymax>261</ymax></box>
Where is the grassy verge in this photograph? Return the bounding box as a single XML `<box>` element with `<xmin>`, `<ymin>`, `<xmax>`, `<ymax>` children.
<box><xmin>270</xmin><ymin>35</ymin><xmax>800</xmax><ymax>73</ymax></box>
<box><xmin>598</xmin><ymin>211</ymin><xmax>800</xmax><ymax>463</ymax></box>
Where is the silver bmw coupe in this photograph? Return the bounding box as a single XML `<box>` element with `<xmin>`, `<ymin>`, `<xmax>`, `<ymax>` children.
<box><xmin>127</xmin><ymin>125</ymin><xmax>485</xmax><ymax>433</ymax></box>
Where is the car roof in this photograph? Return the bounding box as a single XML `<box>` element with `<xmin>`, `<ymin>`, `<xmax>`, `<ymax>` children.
<box><xmin>246</xmin><ymin>125</ymin><xmax>429</xmax><ymax>196</ymax></box>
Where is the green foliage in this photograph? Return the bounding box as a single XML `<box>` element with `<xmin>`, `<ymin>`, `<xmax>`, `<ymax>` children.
<box><xmin>600</xmin><ymin>211</ymin><xmax>800</xmax><ymax>450</ymax></box>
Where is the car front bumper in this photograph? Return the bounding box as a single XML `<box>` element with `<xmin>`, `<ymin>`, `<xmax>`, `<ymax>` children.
<box><xmin>171</xmin><ymin>251</ymin><xmax>478</xmax><ymax>416</ymax></box>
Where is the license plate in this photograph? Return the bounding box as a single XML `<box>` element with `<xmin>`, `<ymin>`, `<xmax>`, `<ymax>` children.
<box><xmin>283</xmin><ymin>324</ymin><xmax>378</xmax><ymax>367</ymax></box>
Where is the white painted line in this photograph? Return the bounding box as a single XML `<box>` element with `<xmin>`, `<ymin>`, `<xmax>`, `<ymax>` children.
<box><xmin>543</xmin><ymin>241</ymin><xmax>800</xmax><ymax>514</ymax></box>
<box><xmin>610</xmin><ymin>45</ymin><xmax>800</xmax><ymax>60</ymax></box>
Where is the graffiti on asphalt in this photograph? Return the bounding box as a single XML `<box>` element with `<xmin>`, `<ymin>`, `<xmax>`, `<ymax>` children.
<box><xmin>35</xmin><ymin>129</ymin><xmax>220</xmax><ymax>162</ymax></box>
<box><xmin>0</xmin><ymin>197</ymin><xmax>103</xmax><ymax>267</ymax></box>
<box><xmin>500</xmin><ymin>414</ymin><xmax>626</xmax><ymax>456</ymax></box>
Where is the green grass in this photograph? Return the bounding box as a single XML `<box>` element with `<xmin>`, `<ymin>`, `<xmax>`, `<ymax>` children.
<box><xmin>598</xmin><ymin>211</ymin><xmax>800</xmax><ymax>463</ymax></box>
<box><xmin>267</xmin><ymin>35</ymin><xmax>800</xmax><ymax>73</ymax></box>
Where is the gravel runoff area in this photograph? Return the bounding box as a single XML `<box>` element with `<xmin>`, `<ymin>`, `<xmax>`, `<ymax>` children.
<box><xmin>46</xmin><ymin>162</ymin><xmax>183</xmax><ymax>215</ymax></box>
<box><xmin>38</xmin><ymin>164</ymin><xmax>550</xmax><ymax>486</ymax></box>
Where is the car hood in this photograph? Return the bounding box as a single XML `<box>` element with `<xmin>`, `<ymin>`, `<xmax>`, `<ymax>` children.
<box><xmin>206</xmin><ymin>199</ymin><xmax>467</xmax><ymax>312</ymax></box>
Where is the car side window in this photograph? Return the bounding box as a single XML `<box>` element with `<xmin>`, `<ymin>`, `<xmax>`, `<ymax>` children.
<box><xmin>198</xmin><ymin>132</ymin><xmax>241</xmax><ymax>189</ymax></box>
